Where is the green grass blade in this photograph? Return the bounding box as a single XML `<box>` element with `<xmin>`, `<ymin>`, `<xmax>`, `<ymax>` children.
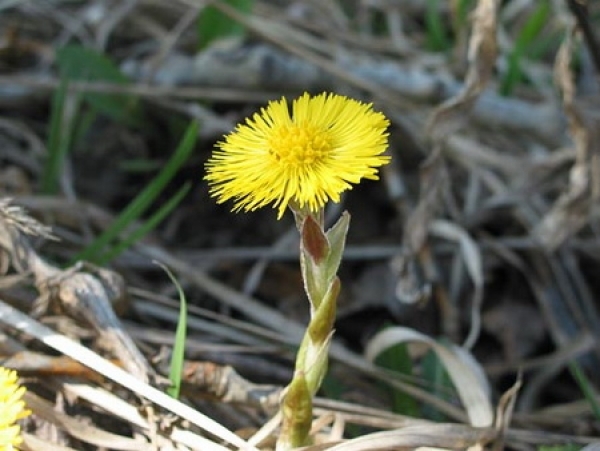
<box><xmin>452</xmin><ymin>0</ymin><xmax>474</xmax><ymax>36</ymax></box>
<box><xmin>539</xmin><ymin>444</ymin><xmax>582</xmax><ymax>451</ymax></box>
<box><xmin>157</xmin><ymin>263</ymin><xmax>188</xmax><ymax>400</ymax></box>
<box><xmin>70</xmin><ymin>109</ymin><xmax>99</xmax><ymax>153</ymax></box>
<box><xmin>421</xmin><ymin>349</ymin><xmax>452</xmax><ymax>421</ymax></box>
<box><xmin>499</xmin><ymin>0</ymin><xmax>551</xmax><ymax>96</ymax></box>
<box><xmin>197</xmin><ymin>0</ymin><xmax>253</xmax><ymax>49</ymax></box>
<box><xmin>426</xmin><ymin>0</ymin><xmax>451</xmax><ymax>52</ymax></box>
<box><xmin>74</xmin><ymin>121</ymin><xmax>198</xmax><ymax>263</ymax></box>
<box><xmin>97</xmin><ymin>182</ymin><xmax>192</xmax><ymax>265</ymax></box>
<box><xmin>118</xmin><ymin>158</ymin><xmax>164</xmax><ymax>173</ymax></box>
<box><xmin>57</xmin><ymin>44</ymin><xmax>144</xmax><ymax>127</ymax></box>
<box><xmin>569</xmin><ymin>361</ymin><xmax>600</xmax><ymax>421</ymax></box>
<box><xmin>42</xmin><ymin>79</ymin><xmax>81</xmax><ymax>194</ymax></box>
<box><xmin>374</xmin><ymin>341</ymin><xmax>419</xmax><ymax>416</ymax></box>
<box><xmin>456</xmin><ymin>0</ymin><xmax>473</xmax><ymax>27</ymax></box>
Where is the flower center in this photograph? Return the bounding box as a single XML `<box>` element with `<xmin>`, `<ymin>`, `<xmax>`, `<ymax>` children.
<box><xmin>269</xmin><ymin>124</ymin><xmax>332</xmax><ymax>167</ymax></box>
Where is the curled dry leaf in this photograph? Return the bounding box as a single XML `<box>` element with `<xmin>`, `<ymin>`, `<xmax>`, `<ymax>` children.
<box><xmin>396</xmin><ymin>0</ymin><xmax>498</xmax><ymax>308</ymax></box>
<box><xmin>429</xmin><ymin>220</ymin><xmax>484</xmax><ymax>349</ymax></box>
<box><xmin>534</xmin><ymin>28</ymin><xmax>600</xmax><ymax>249</ymax></box>
<box><xmin>365</xmin><ymin>326</ymin><xmax>493</xmax><ymax>428</ymax></box>
<box><xmin>427</xmin><ymin>0</ymin><xmax>498</xmax><ymax>141</ymax></box>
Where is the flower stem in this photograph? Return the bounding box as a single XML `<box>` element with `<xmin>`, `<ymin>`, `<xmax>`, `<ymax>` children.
<box><xmin>276</xmin><ymin>210</ymin><xmax>350</xmax><ymax>450</ymax></box>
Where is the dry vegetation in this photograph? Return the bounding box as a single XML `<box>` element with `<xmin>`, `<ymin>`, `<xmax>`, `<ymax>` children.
<box><xmin>0</xmin><ymin>0</ymin><xmax>599</xmax><ymax>449</ymax></box>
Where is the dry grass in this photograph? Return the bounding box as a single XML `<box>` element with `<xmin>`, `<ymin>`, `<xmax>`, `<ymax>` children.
<box><xmin>0</xmin><ymin>0</ymin><xmax>599</xmax><ymax>449</ymax></box>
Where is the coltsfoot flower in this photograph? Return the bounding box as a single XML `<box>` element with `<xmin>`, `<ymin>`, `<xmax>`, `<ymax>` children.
<box><xmin>205</xmin><ymin>92</ymin><xmax>390</xmax><ymax>218</ymax></box>
<box><xmin>0</xmin><ymin>368</ymin><xmax>29</xmax><ymax>450</ymax></box>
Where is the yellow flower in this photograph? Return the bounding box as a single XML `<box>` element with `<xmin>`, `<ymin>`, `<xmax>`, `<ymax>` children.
<box><xmin>205</xmin><ymin>92</ymin><xmax>390</xmax><ymax>219</ymax></box>
<box><xmin>0</xmin><ymin>368</ymin><xmax>29</xmax><ymax>450</ymax></box>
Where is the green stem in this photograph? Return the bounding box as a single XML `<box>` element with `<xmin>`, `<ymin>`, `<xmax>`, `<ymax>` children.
<box><xmin>276</xmin><ymin>209</ymin><xmax>349</xmax><ymax>450</ymax></box>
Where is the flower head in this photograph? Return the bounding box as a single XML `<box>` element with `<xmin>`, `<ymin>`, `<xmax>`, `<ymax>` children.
<box><xmin>0</xmin><ymin>368</ymin><xmax>29</xmax><ymax>449</ymax></box>
<box><xmin>205</xmin><ymin>92</ymin><xmax>390</xmax><ymax>218</ymax></box>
